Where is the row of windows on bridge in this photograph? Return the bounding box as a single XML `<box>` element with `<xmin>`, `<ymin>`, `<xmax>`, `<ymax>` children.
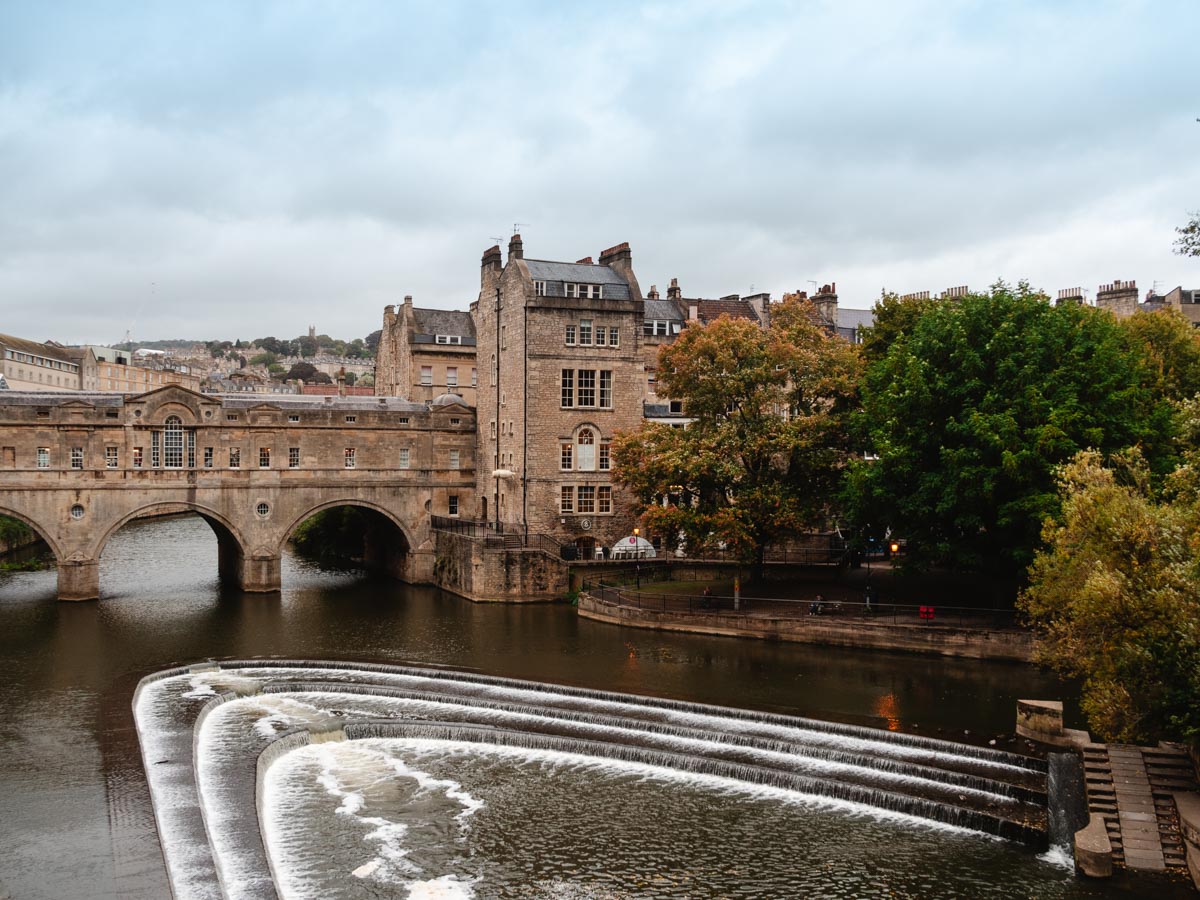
<box><xmin>26</xmin><ymin>443</ymin><xmax>462</xmax><ymax>471</ymax></box>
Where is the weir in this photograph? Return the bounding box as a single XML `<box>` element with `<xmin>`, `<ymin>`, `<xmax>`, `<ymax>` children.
<box><xmin>133</xmin><ymin>660</ymin><xmax>1058</xmax><ymax>898</ymax></box>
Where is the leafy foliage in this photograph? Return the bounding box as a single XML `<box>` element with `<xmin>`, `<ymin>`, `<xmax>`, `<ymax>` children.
<box><xmin>1020</xmin><ymin>443</ymin><xmax>1200</xmax><ymax>743</ymax></box>
<box><xmin>849</xmin><ymin>281</ymin><xmax>1172</xmax><ymax>576</ymax></box>
<box><xmin>1118</xmin><ymin>307</ymin><xmax>1200</xmax><ymax>402</ymax></box>
<box><xmin>612</xmin><ymin>295</ymin><xmax>861</xmax><ymax>572</ymax></box>
<box><xmin>1175</xmin><ymin>211</ymin><xmax>1200</xmax><ymax>257</ymax></box>
<box><xmin>858</xmin><ymin>290</ymin><xmax>939</xmax><ymax>362</ymax></box>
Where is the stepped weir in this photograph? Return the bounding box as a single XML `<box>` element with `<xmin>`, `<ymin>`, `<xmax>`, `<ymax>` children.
<box><xmin>134</xmin><ymin>660</ymin><xmax>1052</xmax><ymax>899</ymax></box>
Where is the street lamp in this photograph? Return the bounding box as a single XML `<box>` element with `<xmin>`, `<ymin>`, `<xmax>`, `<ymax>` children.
<box><xmin>633</xmin><ymin>527</ymin><xmax>641</xmax><ymax>587</ymax></box>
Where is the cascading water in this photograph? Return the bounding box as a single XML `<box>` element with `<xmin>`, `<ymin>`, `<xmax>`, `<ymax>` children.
<box><xmin>134</xmin><ymin>660</ymin><xmax>1056</xmax><ymax>900</ymax></box>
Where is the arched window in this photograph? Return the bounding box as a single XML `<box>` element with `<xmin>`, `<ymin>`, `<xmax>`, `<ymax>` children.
<box><xmin>163</xmin><ymin>416</ymin><xmax>184</xmax><ymax>467</ymax></box>
<box><xmin>577</xmin><ymin>428</ymin><xmax>596</xmax><ymax>471</ymax></box>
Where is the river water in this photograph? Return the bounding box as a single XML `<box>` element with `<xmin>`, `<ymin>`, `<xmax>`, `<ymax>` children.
<box><xmin>0</xmin><ymin>515</ymin><xmax>1189</xmax><ymax>898</ymax></box>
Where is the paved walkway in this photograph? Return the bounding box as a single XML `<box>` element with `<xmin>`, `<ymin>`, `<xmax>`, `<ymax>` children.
<box><xmin>1082</xmin><ymin>743</ymin><xmax>1197</xmax><ymax>872</ymax></box>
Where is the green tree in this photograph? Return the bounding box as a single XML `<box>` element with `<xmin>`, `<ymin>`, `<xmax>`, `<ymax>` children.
<box><xmin>248</xmin><ymin>351</ymin><xmax>278</xmax><ymax>368</ymax></box>
<box><xmin>1020</xmin><ymin>445</ymin><xmax>1200</xmax><ymax>743</ymax></box>
<box><xmin>285</xmin><ymin>361</ymin><xmax>319</xmax><ymax>382</ymax></box>
<box><xmin>1119</xmin><ymin>307</ymin><xmax>1200</xmax><ymax>401</ymax></box>
<box><xmin>859</xmin><ymin>290</ymin><xmax>939</xmax><ymax>362</ymax></box>
<box><xmin>612</xmin><ymin>295</ymin><xmax>862</xmax><ymax>576</ymax></box>
<box><xmin>1175</xmin><ymin>211</ymin><xmax>1200</xmax><ymax>257</ymax></box>
<box><xmin>848</xmin><ymin>281</ymin><xmax>1171</xmax><ymax>578</ymax></box>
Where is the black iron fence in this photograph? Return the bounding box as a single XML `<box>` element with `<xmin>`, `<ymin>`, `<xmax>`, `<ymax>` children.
<box><xmin>581</xmin><ymin>570</ymin><xmax>1019</xmax><ymax>630</ymax></box>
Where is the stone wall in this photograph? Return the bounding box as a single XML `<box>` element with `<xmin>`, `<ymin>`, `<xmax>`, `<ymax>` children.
<box><xmin>577</xmin><ymin>591</ymin><xmax>1036</xmax><ymax>661</ymax></box>
<box><xmin>433</xmin><ymin>530</ymin><xmax>567</xmax><ymax>603</ymax></box>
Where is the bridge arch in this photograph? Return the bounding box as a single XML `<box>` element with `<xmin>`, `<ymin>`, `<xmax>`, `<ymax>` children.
<box><xmin>281</xmin><ymin>499</ymin><xmax>416</xmax><ymax>582</ymax></box>
<box><xmin>94</xmin><ymin>501</ymin><xmax>254</xmax><ymax>591</ymax></box>
<box><xmin>0</xmin><ymin>504</ymin><xmax>62</xmax><ymax>565</ymax></box>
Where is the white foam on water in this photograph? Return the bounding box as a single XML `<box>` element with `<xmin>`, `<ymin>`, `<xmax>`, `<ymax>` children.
<box><xmin>405</xmin><ymin>874</ymin><xmax>477</xmax><ymax>899</ymax></box>
<box><xmin>358</xmin><ymin>737</ymin><xmax>978</xmax><ymax>837</ymax></box>
<box><xmin>275</xmin><ymin>687</ymin><xmax>1012</xmax><ymax>806</ymax></box>
<box><xmin>1037</xmin><ymin>843</ymin><xmax>1075</xmax><ymax>871</ymax></box>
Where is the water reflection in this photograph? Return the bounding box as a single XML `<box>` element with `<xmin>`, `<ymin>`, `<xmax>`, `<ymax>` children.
<box><xmin>0</xmin><ymin>514</ymin><xmax>1107</xmax><ymax>900</ymax></box>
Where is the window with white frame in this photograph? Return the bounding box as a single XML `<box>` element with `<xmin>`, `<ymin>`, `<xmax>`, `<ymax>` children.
<box><xmin>579</xmin><ymin>320</ymin><xmax>593</xmax><ymax>345</ymax></box>
<box><xmin>599</xmin><ymin>441</ymin><xmax>610</xmax><ymax>471</ymax></box>
<box><xmin>577</xmin><ymin>370</ymin><xmax>596</xmax><ymax>407</ymax></box>
<box><xmin>289</xmin><ymin>447</ymin><xmax>300</xmax><ymax>468</ymax></box>
<box><xmin>576</xmin><ymin>428</ymin><xmax>596</xmax><ymax>471</ymax></box>
<box><xmin>560</xmin><ymin>442</ymin><xmax>573</xmax><ymax>471</ymax></box>
<box><xmin>599</xmin><ymin>371</ymin><xmax>612</xmax><ymax>408</ymax></box>
<box><xmin>344</xmin><ymin>448</ymin><xmax>356</xmax><ymax>468</ymax></box>
<box><xmin>399</xmin><ymin>447</ymin><xmax>410</xmax><ymax>469</ymax></box>
<box><xmin>229</xmin><ymin>448</ymin><xmax>240</xmax><ymax>468</ymax></box>
<box><xmin>471</xmin><ymin>367</ymin><xmax>477</xmax><ymax>386</ymax></box>
<box><xmin>448</xmin><ymin>494</ymin><xmax>459</xmax><ymax>516</ymax></box>
<box><xmin>163</xmin><ymin>416</ymin><xmax>184</xmax><ymax>468</ymax></box>
<box><xmin>259</xmin><ymin>447</ymin><xmax>271</xmax><ymax>468</ymax></box>
<box><xmin>446</xmin><ymin>367</ymin><xmax>458</xmax><ymax>387</ymax></box>
<box><xmin>436</xmin><ymin>334</ymin><xmax>463</xmax><ymax>344</ymax></box>
<box><xmin>71</xmin><ymin>447</ymin><xmax>84</xmax><ymax>469</ymax></box>
<box><xmin>36</xmin><ymin>447</ymin><xmax>49</xmax><ymax>468</ymax></box>
<box><xmin>105</xmin><ymin>447</ymin><xmax>118</xmax><ymax>468</ymax></box>
<box><xmin>598</xmin><ymin>485</ymin><xmax>612</xmax><ymax>513</ymax></box>
<box><xmin>534</xmin><ymin>281</ymin><xmax>546</xmax><ymax>297</ymax></box>
<box><xmin>204</xmin><ymin>447</ymin><xmax>214</xmax><ymax>468</ymax></box>
<box><xmin>565</xmin><ymin>283</ymin><xmax>602</xmax><ymax>299</ymax></box>
<box><xmin>420</xmin><ymin>366</ymin><xmax>433</xmax><ymax>386</ymax></box>
<box><xmin>565</xmin><ymin>324</ymin><xmax>576</xmax><ymax>345</ymax></box>
<box><xmin>561</xmin><ymin>369</ymin><xmax>574</xmax><ymax>408</ymax></box>
<box><xmin>132</xmin><ymin>447</ymin><xmax>143</xmax><ymax>468</ymax></box>
<box><xmin>560</xmin><ymin>486</ymin><xmax>574</xmax><ymax>513</ymax></box>
<box><xmin>595</xmin><ymin>324</ymin><xmax>606</xmax><ymax>346</ymax></box>
<box><xmin>577</xmin><ymin>485</ymin><xmax>596</xmax><ymax>513</ymax></box>
<box><xmin>609</xmin><ymin>327</ymin><xmax>619</xmax><ymax>346</ymax></box>
<box><xmin>449</xmin><ymin>449</ymin><xmax>460</xmax><ymax>470</ymax></box>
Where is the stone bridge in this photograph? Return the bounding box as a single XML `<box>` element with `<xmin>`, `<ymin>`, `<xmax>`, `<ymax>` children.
<box><xmin>0</xmin><ymin>386</ymin><xmax>476</xmax><ymax>600</ymax></box>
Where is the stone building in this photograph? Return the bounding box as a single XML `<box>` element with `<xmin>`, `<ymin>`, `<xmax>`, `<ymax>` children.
<box><xmin>0</xmin><ymin>334</ymin><xmax>93</xmax><ymax>391</ymax></box>
<box><xmin>1143</xmin><ymin>284</ymin><xmax>1200</xmax><ymax>327</ymax></box>
<box><xmin>470</xmin><ymin>236</ymin><xmax>649</xmax><ymax>558</ymax></box>
<box><xmin>376</xmin><ymin>296</ymin><xmax>478</xmax><ymax>405</ymax></box>
<box><xmin>373</xmin><ymin>237</ymin><xmax>830</xmax><ymax>558</ymax></box>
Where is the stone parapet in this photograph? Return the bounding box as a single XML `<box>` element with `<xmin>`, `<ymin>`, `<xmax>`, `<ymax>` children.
<box><xmin>1075</xmin><ymin>812</ymin><xmax>1114</xmax><ymax>877</ymax></box>
<box><xmin>577</xmin><ymin>592</ymin><xmax>1035</xmax><ymax>661</ymax></box>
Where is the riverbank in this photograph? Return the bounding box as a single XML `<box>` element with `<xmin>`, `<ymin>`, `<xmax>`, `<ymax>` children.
<box><xmin>577</xmin><ymin>590</ymin><xmax>1036</xmax><ymax>661</ymax></box>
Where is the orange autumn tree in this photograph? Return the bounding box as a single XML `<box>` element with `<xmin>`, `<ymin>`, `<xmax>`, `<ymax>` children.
<box><xmin>612</xmin><ymin>294</ymin><xmax>861</xmax><ymax>577</ymax></box>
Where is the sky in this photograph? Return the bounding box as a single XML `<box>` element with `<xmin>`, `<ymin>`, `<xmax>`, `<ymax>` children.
<box><xmin>1</xmin><ymin>0</ymin><xmax>1198</xmax><ymax>345</ymax></box>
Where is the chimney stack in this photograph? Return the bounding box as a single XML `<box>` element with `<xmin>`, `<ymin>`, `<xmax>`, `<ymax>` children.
<box><xmin>1056</xmin><ymin>287</ymin><xmax>1084</xmax><ymax>306</ymax></box>
<box><xmin>647</xmin><ymin>284</ymin><xmax>659</xmax><ymax>300</ymax></box>
<box><xmin>508</xmin><ymin>233</ymin><xmax>523</xmax><ymax>261</ymax></box>
<box><xmin>1095</xmin><ymin>279</ymin><xmax>1138</xmax><ymax>318</ymax></box>
<box><xmin>667</xmin><ymin>277</ymin><xmax>682</xmax><ymax>300</ymax></box>
<box><xmin>597</xmin><ymin>241</ymin><xmax>642</xmax><ymax>300</ymax></box>
<box><xmin>480</xmin><ymin>244</ymin><xmax>502</xmax><ymax>285</ymax></box>
<box><xmin>576</xmin><ymin>256</ymin><xmax>593</xmax><ymax>265</ymax></box>
<box><xmin>812</xmin><ymin>283</ymin><xmax>838</xmax><ymax>331</ymax></box>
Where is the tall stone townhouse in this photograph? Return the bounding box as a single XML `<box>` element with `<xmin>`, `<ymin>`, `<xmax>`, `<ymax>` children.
<box><xmin>376</xmin><ymin>236</ymin><xmax>826</xmax><ymax>558</ymax></box>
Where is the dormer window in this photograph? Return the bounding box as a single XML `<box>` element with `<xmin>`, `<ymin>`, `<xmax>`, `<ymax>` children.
<box><xmin>435</xmin><ymin>335</ymin><xmax>463</xmax><ymax>345</ymax></box>
<box><xmin>534</xmin><ymin>281</ymin><xmax>546</xmax><ymax>297</ymax></box>
<box><xmin>565</xmin><ymin>283</ymin><xmax>603</xmax><ymax>300</ymax></box>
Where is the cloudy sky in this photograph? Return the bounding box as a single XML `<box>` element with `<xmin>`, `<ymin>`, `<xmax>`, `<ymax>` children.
<box><xmin>2</xmin><ymin>0</ymin><xmax>1197</xmax><ymax>345</ymax></box>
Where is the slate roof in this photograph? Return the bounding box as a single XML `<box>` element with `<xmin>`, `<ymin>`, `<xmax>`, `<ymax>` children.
<box><xmin>524</xmin><ymin>259</ymin><xmax>633</xmax><ymax>300</ymax></box>
<box><xmin>837</xmin><ymin>308</ymin><xmax>875</xmax><ymax>332</ymax></box>
<box><xmin>644</xmin><ymin>299</ymin><xmax>686</xmax><ymax>321</ymax></box>
<box><xmin>0</xmin><ymin>391</ymin><xmax>123</xmax><ymax>406</ymax></box>
<box><xmin>0</xmin><ymin>333</ymin><xmax>76</xmax><ymax>362</ymax></box>
<box><xmin>410</xmin><ymin>308</ymin><xmax>477</xmax><ymax>342</ymax></box>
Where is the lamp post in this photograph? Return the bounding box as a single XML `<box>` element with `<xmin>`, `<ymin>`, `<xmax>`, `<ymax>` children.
<box><xmin>633</xmin><ymin>527</ymin><xmax>641</xmax><ymax>588</ymax></box>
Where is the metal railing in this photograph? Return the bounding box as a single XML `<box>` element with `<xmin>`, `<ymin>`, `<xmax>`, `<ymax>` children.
<box><xmin>582</xmin><ymin>571</ymin><xmax>1019</xmax><ymax>630</ymax></box>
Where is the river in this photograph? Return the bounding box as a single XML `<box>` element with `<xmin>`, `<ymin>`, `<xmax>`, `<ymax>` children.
<box><xmin>0</xmin><ymin>515</ymin><xmax>1188</xmax><ymax>898</ymax></box>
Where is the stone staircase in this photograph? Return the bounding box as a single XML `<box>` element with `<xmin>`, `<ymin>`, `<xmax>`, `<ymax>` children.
<box><xmin>1082</xmin><ymin>742</ymin><xmax>1198</xmax><ymax>873</ymax></box>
